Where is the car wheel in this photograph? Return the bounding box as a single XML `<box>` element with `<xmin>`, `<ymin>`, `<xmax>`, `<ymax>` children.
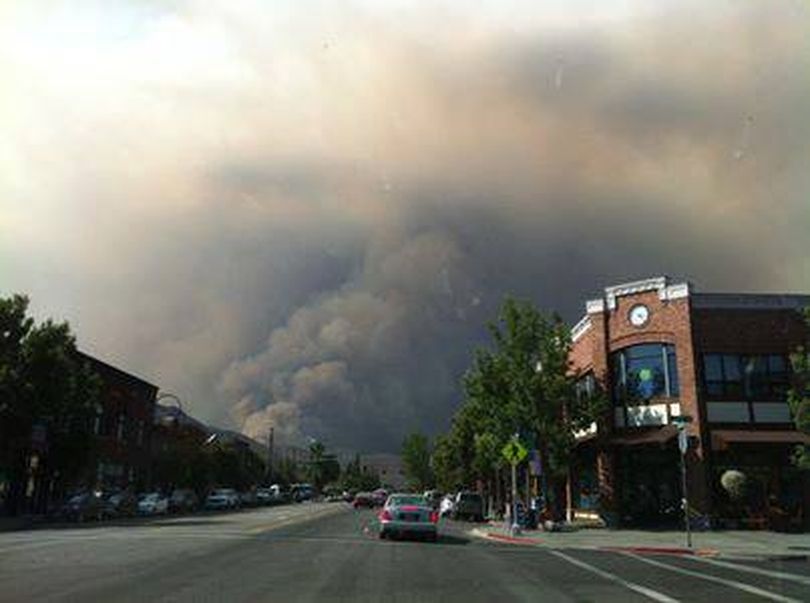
<box><xmin>379</xmin><ymin>530</ymin><xmax>387</xmax><ymax>540</ymax></box>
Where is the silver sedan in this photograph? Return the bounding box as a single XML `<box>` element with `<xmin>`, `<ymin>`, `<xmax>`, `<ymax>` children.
<box><xmin>378</xmin><ymin>494</ymin><xmax>439</xmax><ymax>542</ymax></box>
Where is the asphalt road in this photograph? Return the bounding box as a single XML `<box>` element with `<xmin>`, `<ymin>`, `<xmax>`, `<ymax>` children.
<box><xmin>2</xmin><ymin>504</ymin><xmax>809</xmax><ymax>602</ymax></box>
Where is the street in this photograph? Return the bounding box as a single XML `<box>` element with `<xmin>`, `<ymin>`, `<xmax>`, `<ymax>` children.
<box><xmin>2</xmin><ymin>505</ymin><xmax>809</xmax><ymax>602</ymax></box>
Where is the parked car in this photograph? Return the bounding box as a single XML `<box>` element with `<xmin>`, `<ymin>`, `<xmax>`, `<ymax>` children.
<box><xmin>169</xmin><ymin>489</ymin><xmax>199</xmax><ymax>514</ymax></box>
<box><xmin>268</xmin><ymin>484</ymin><xmax>289</xmax><ymax>504</ymax></box>
<box><xmin>138</xmin><ymin>492</ymin><xmax>169</xmax><ymax>516</ymax></box>
<box><xmin>323</xmin><ymin>486</ymin><xmax>344</xmax><ymax>502</ymax></box>
<box><xmin>378</xmin><ymin>493</ymin><xmax>439</xmax><ymax>542</ymax></box>
<box><xmin>371</xmin><ymin>488</ymin><xmax>388</xmax><ymax>507</ymax></box>
<box><xmin>453</xmin><ymin>491</ymin><xmax>484</xmax><ymax>522</ymax></box>
<box><xmin>255</xmin><ymin>487</ymin><xmax>274</xmax><ymax>506</ymax></box>
<box><xmin>60</xmin><ymin>491</ymin><xmax>105</xmax><ymax>522</ymax></box>
<box><xmin>439</xmin><ymin>494</ymin><xmax>455</xmax><ymax>518</ymax></box>
<box><xmin>204</xmin><ymin>488</ymin><xmax>240</xmax><ymax>510</ymax></box>
<box><xmin>290</xmin><ymin>483</ymin><xmax>314</xmax><ymax>502</ymax></box>
<box><xmin>423</xmin><ymin>489</ymin><xmax>442</xmax><ymax>509</ymax></box>
<box><xmin>104</xmin><ymin>490</ymin><xmax>138</xmax><ymax>518</ymax></box>
<box><xmin>239</xmin><ymin>490</ymin><xmax>258</xmax><ymax>507</ymax></box>
<box><xmin>352</xmin><ymin>492</ymin><xmax>375</xmax><ymax>509</ymax></box>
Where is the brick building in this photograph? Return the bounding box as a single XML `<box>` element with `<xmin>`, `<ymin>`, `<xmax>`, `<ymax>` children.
<box><xmin>81</xmin><ymin>353</ymin><xmax>158</xmax><ymax>491</ymax></box>
<box><xmin>569</xmin><ymin>277</ymin><xmax>810</xmax><ymax>530</ymax></box>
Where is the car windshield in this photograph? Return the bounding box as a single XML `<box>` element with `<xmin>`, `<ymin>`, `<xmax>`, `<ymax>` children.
<box><xmin>4</xmin><ymin>3</ymin><xmax>810</xmax><ymax>602</ymax></box>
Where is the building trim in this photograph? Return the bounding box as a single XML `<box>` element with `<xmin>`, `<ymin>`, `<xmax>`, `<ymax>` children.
<box><xmin>586</xmin><ymin>299</ymin><xmax>605</xmax><ymax>314</ymax></box>
<box><xmin>604</xmin><ymin>277</ymin><xmax>668</xmax><ymax>310</ymax></box>
<box><xmin>661</xmin><ymin>282</ymin><xmax>691</xmax><ymax>301</ymax></box>
<box><xmin>571</xmin><ymin>315</ymin><xmax>592</xmax><ymax>342</ymax></box>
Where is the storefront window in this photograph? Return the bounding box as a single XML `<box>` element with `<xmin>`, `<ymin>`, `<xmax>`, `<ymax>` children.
<box><xmin>611</xmin><ymin>343</ymin><xmax>679</xmax><ymax>404</ymax></box>
<box><xmin>702</xmin><ymin>354</ymin><xmax>789</xmax><ymax>399</ymax></box>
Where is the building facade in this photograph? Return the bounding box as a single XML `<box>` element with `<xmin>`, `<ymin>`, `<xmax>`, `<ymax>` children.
<box><xmin>81</xmin><ymin>353</ymin><xmax>158</xmax><ymax>491</ymax></box>
<box><xmin>569</xmin><ymin>277</ymin><xmax>810</xmax><ymax>530</ymax></box>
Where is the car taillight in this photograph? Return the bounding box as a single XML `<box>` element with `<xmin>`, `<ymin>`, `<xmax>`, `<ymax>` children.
<box><xmin>429</xmin><ymin>511</ymin><xmax>439</xmax><ymax>523</ymax></box>
<box><xmin>380</xmin><ymin>509</ymin><xmax>392</xmax><ymax>521</ymax></box>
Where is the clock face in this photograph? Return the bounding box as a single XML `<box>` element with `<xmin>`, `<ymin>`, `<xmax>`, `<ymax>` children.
<box><xmin>629</xmin><ymin>304</ymin><xmax>650</xmax><ymax>327</ymax></box>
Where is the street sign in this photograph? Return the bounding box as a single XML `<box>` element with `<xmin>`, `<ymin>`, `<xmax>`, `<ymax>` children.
<box><xmin>502</xmin><ymin>438</ymin><xmax>528</xmax><ymax>465</ymax></box>
<box><xmin>678</xmin><ymin>429</ymin><xmax>688</xmax><ymax>454</ymax></box>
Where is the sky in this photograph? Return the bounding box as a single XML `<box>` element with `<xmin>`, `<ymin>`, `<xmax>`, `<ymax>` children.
<box><xmin>2</xmin><ymin>0</ymin><xmax>810</xmax><ymax>453</ymax></box>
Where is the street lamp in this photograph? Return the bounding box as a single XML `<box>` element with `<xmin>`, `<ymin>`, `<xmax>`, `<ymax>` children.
<box><xmin>156</xmin><ymin>392</ymin><xmax>183</xmax><ymax>413</ymax></box>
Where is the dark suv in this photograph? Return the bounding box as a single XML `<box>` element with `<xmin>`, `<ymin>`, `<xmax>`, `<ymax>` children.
<box><xmin>453</xmin><ymin>492</ymin><xmax>484</xmax><ymax>522</ymax></box>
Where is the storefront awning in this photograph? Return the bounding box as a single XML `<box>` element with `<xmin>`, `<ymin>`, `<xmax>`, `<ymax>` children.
<box><xmin>711</xmin><ymin>429</ymin><xmax>810</xmax><ymax>451</ymax></box>
<box><xmin>610</xmin><ymin>424</ymin><xmax>678</xmax><ymax>446</ymax></box>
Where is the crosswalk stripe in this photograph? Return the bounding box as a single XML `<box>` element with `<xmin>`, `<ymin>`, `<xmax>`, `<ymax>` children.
<box><xmin>622</xmin><ymin>552</ymin><xmax>803</xmax><ymax>603</ymax></box>
<box><xmin>683</xmin><ymin>555</ymin><xmax>810</xmax><ymax>587</ymax></box>
<box><xmin>547</xmin><ymin>549</ymin><xmax>680</xmax><ymax>603</ymax></box>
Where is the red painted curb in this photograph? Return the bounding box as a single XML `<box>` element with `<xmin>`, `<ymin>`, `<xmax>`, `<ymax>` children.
<box><xmin>486</xmin><ymin>532</ymin><xmax>543</xmax><ymax>545</ymax></box>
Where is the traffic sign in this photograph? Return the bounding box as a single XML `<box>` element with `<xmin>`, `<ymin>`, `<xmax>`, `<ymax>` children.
<box><xmin>502</xmin><ymin>438</ymin><xmax>528</xmax><ymax>465</ymax></box>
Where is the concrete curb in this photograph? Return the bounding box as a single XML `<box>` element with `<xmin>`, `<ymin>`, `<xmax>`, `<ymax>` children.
<box><xmin>467</xmin><ymin>527</ymin><xmax>808</xmax><ymax>562</ymax></box>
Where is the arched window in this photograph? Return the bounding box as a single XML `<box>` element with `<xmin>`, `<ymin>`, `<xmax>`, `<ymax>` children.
<box><xmin>611</xmin><ymin>343</ymin><xmax>679</xmax><ymax>404</ymax></box>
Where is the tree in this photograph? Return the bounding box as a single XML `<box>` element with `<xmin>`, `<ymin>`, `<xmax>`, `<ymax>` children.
<box><xmin>306</xmin><ymin>440</ymin><xmax>340</xmax><ymax>491</ymax></box>
<box><xmin>0</xmin><ymin>294</ymin><xmax>101</xmax><ymax>515</ymax></box>
<box><xmin>401</xmin><ymin>432</ymin><xmax>433</xmax><ymax>491</ymax></box>
<box><xmin>788</xmin><ymin>307</ymin><xmax>810</xmax><ymax>469</ymax></box>
<box><xmin>447</xmin><ymin>297</ymin><xmax>606</xmax><ymax>517</ymax></box>
<box><xmin>431</xmin><ymin>433</ymin><xmax>463</xmax><ymax>492</ymax></box>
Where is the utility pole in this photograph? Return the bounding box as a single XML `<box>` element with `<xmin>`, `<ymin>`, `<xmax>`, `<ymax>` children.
<box><xmin>266</xmin><ymin>427</ymin><xmax>274</xmax><ymax>484</ymax></box>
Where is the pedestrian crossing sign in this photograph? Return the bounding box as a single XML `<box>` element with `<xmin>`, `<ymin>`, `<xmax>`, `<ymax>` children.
<box><xmin>502</xmin><ymin>438</ymin><xmax>528</xmax><ymax>465</ymax></box>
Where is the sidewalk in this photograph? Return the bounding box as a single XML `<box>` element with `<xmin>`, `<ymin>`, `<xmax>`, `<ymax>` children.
<box><xmin>470</xmin><ymin>521</ymin><xmax>810</xmax><ymax>561</ymax></box>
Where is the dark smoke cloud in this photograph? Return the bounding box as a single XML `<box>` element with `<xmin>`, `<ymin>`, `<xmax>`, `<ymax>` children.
<box><xmin>2</xmin><ymin>1</ymin><xmax>809</xmax><ymax>452</ymax></box>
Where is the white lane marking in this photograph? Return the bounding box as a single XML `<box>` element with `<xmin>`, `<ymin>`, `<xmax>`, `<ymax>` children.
<box><xmin>623</xmin><ymin>553</ymin><xmax>803</xmax><ymax>603</ymax></box>
<box><xmin>547</xmin><ymin>549</ymin><xmax>679</xmax><ymax>603</ymax></box>
<box><xmin>684</xmin><ymin>556</ymin><xmax>810</xmax><ymax>587</ymax></box>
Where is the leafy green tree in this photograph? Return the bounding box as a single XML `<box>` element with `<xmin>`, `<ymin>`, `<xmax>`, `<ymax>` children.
<box><xmin>788</xmin><ymin>307</ymin><xmax>810</xmax><ymax>469</ymax></box>
<box><xmin>431</xmin><ymin>433</ymin><xmax>463</xmax><ymax>492</ymax></box>
<box><xmin>401</xmin><ymin>432</ymin><xmax>433</xmax><ymax>491</ymax></box>
<box><xmin>0</xmin><ymin>294</ymin><xmax>102</xmax><ymax>514</ymax></box>
<box><xmin>447</xmin><ymin>297</ymin><xmax>606</xmax><ymax>516</ymax></box>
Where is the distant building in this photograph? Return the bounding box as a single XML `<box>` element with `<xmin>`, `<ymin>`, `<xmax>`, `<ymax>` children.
<box><xmin>569</xmin><ymin>277</ymin><xmax>810</xmax><ymax>530</ymax></box>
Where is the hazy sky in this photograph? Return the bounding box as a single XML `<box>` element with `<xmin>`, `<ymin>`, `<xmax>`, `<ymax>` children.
<box><xmin>2</xmin><ymin>1</ymin><xmax>809</xmax><ymax>453</ymax></box>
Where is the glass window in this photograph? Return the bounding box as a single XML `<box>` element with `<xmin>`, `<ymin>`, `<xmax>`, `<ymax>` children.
<box><xmin>611</xmin><ymin>343</ymin><xmax>678</xmax><ymax>404</ymax></box>
<box><xmin>702</xmin><ymin>353</ymin><xmax>790</xmax><ymax>399</ymax></box>
<box><xmin>666</xmin><ymin>346</ymin><xmax>679</xmax><ymax>396</ymax></box>
<box><xmin>722</xmin><ymin>355</ymin><xmax>741</xmax><ymax>382</ymax></box>
<box><xmin>703</xmin><ymin>354</ymin><xmax>723</xmax><ymax>381</ymax></box>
